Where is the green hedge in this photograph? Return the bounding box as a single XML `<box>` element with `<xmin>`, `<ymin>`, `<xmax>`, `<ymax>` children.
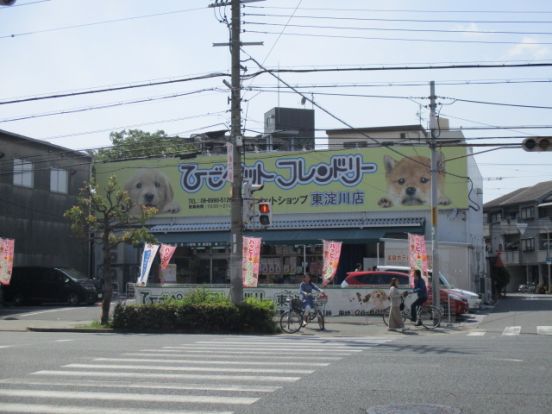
<box><xmin>112</xmin><ymin>290</ymin><xmax>277</xmax><ymax>334</ymax></box>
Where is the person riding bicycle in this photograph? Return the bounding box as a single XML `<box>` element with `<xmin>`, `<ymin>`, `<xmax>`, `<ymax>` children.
<box><xmin>410</xmin><ymin>269</ymin><xmax>428</xmax><ymax>326</ymax></box>
<box><xmin>299</xmin><ymin>273</ymin><xmax>322</xmax><ymax>327</ymax></box>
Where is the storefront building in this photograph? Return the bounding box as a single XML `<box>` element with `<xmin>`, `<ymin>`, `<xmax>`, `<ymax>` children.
<box><xmin>95</xmin><ymin>120</ymin><xmax>484</xmax><ymax>294</ymax></box>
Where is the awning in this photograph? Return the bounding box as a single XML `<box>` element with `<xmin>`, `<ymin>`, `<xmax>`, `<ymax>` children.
<box><xmin>153</xmin><ymin>226</ymin><xmax>424</xmax><ymax>246</ymax></box>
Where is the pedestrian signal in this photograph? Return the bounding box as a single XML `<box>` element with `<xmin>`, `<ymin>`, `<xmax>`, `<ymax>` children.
<box><xmin>258</xmin><ymin>201</ymin><xmax>272</xmax><ymax>226</ymax></box>
<box><xmin>522</xmin><ymin>137</ymin><xmax>552</xmax><ymax>152</ymax></box>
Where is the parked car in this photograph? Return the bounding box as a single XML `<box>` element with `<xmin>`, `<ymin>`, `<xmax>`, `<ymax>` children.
<box><xmin>2</xmin><ymin>266</ymin><xmax>98</xmax><ymax>305</ymax></box>
<box><xmin>376</xmin><ymin>265</ymin><xmax>481</xmax><ymax>312</ymax></box>
<box><xmin>342</xmin><ymin>270</ymin><xmax>469</xmax><ymax>316</ymax></box>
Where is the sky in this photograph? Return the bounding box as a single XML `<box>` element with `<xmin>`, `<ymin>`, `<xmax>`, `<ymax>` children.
<box><xmin>2</xmin><ymin>0</ymin><xmax>552</xmax><ymax>204</ymax></box>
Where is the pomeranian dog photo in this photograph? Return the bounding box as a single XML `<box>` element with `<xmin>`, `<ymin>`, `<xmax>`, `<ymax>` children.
<box><xmin>377</xmin><ymin>153</ymin><xmax>451</xmax><ymax>208</ymax></box>
<box><xmin>124</xmin><ymin>169</ymin><xmax>180</xmax><ymax>215</ymax></box>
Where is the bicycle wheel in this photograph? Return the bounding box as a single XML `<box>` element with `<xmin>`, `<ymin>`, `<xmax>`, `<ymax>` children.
<box><xmin>382</xmin><ymin>307</ymin><xmax>391</xmax><ymax>326</ymax></box>
<box><xmin>317</xmin><ymin>310</ymin><xmax>325</xmax><ymax>330</ymax></box>
<box><xmin>419</xmin><ymin>305</ymin><xmax>441</xmax><ymax>329</ymax></box>
<box><xmin>280</xmin><ymin>310</ymin><xmax>302</xmax><ymax>333</ymax></box>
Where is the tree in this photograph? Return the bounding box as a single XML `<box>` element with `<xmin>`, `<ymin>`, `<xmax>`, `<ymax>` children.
<box><xmin>93</xmin><ymin>129</ymin><xmax>197</xmax><ymax>162</ymax></box>
<box><xmin>64</xmin><ymin>176</ymin><xmax>157</xmax><ymax>325</ymax></box>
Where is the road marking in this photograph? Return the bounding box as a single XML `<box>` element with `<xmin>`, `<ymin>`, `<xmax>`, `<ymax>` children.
<box><xmin>55</xmin><ymin>339</ymin><xmax>74</xmax><ymax>343</ymax></box>
<box><xmin>196</xmin><ymin>340</ymin><xmax>375</xmax><ymax>348</ymax></box>
<box><xmin>0</xmin><ymin>403</ymin><xmax>232</xmax><ymax>414</ymax></box>
<box><xmin>3</xmin><ymin>379</ymin><xmax>280</xmax><ymax>393</ymax></box>
<box><xmin>502</xmin><ymin>326</ymin><xmax>521</xmax><ymax>336</ymax></box>
<box><xmin>64</xmin><ymin>363</ymin><xmax>314</xmax><ymax>375</ymax></box>
<box><xmin>0</xmin><ymin>345</ymin><xmax>13</xmax><ymax>349</ymax></box>
<box><xmin>0</xmin><ymin>389</ymin><xmax>258</xmax><ymax>405</ymax></box>
<box><xmin>162</xmin><ymin>345</ymin><xmax>361</xmax><ymax>353</ymax></box>
<box><xmin>130</xmin><ymin>351</ymin><xmax>343</xmax><ymax>360</ymax></box>
<box><xmin>15</xmin><ymin>308</ymin><xmax>81</xmax><ymax>318</ymax></box>
<box><xmin>537</xmin><ymin>326</ymin><xmax>552</xmax><ymax>335</ymax></box>
<box><xmin>467</xmin><ymin>331</ymin><xmax>486</xmax><ymax>336</ymax></box>
<box><xmin>32</xmin><ymin>370</ymin><xmax>301</xmax><ymax>383</ymax></box>
<box><xmin>140</xmin><ymin>348</ymin><xmax>354</xmax><ymax>356</ymax></box>
<box><xmin>94</xmin><ymin>357</ymin><xmax>330</xmax><ymax>367</ymax></box>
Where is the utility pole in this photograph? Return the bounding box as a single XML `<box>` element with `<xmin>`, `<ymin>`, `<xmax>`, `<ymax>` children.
<box><xmin>228</xmin><ymin>0</ymin><xmax>244</xmax><ymax>304</ymax></box>
<box><xmin>429</xmin><ymin>80</ymin><xmax>441</xmax><ymax>309</ymax></box>
<box><xmin>211</xmin><ymin>0</ymin><xmax>263</xmax><ymax>304</ymax></box>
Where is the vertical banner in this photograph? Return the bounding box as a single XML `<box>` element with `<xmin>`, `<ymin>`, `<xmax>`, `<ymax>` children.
<box><xmin>0</xmin><ymin>238</ymin><xmax>15</xmax><ymax>286</ymax></box>
<box><xmin>408</xmin><ymin>233</ymin><xmax>429</xmax><ymax>287</ymax></box>
<box><xmin>159</xmin><ymin>244</ymin><xmax>177</xmax><ymax>270</ymax></box>
<box><xmin>137</xmin><ymin>243</ymin><xmax>160</xmax><ymax>286</ymax></box>
<box><xmin>322</xmin><ymin>240</ymin><xmax>342</xmax><ymax>287</ymax></box>
<box><xmin>242</xmin><ymin>236</ymin><xmax>262</xmax><ymax>288</ymax></box>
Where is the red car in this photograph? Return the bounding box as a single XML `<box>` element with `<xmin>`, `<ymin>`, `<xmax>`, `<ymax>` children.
<box><xmin>341</xmin><ymin>271</ymin><xmax>468</xmax><ymax>316</ymax></box>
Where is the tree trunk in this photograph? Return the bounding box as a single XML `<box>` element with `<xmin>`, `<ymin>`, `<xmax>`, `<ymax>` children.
<box><xmin>100</xmin><ymin>234</ymin><xmax>113</xmax><ymax>325</ymax></box>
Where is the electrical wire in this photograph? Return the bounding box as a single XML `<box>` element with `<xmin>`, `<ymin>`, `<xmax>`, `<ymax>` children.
<box><xmin>0</xmin><ymin>88</ymin><xmax>223</xmax><ymax>123</ymax></box>
<box><xmin>244</xmin><ymin>21</ymin><xmax>552</xmax><ymax>37</ymax></box>
<box><xmin>245</xmin><ymin>29</ymin><xmax>552</xmax><ymax>46</ymax></box>
<box><xmin>0</xmin><ymin>6</ymin><xmax>206</xmax><ymax>40</ymax></box>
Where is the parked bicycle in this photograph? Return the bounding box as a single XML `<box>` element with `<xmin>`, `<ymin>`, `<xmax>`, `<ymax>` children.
<box><xmin>382</xmin><ymin>295</ymin><xmax>442</xmax><ymax>329</ymax></box>
<box><xmin>279</xmin><ymin>290</ymin><xmax>327</xmax><ymax>333</ymax></box>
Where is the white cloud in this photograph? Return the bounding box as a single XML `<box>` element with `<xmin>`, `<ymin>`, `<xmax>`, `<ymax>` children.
<box><xmin>507</xmin><ymin>37</ymin><xmax>550</xmax><ymax>59</ymax></box>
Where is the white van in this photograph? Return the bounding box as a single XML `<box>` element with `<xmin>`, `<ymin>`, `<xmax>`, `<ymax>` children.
<box><xmin>376</xmin><ymin>265</ymin><xmax>481</xmax><ymax>311</ymax></box>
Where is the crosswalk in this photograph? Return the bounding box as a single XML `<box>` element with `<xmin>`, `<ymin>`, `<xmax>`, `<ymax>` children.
<box><xmin>0</xmin><ymin>335</ymin><xmax>389</xmax><ymax>414</ymax></box>
<box><xmin>467</xmin><ymin>325</ymin><xmax>552</xmax><ymax>337</ymax></box>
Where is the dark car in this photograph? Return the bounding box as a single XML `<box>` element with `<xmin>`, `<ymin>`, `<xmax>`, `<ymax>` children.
<box><xmin>2</xmin><ymin>266</ymin><xmax>98</xmax><ymax>305</ymax></box>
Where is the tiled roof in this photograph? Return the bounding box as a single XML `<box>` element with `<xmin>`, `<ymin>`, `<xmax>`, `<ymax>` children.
<box><xmin>484</xmin><ymin>180</ymin><xmax>552</xmax><ymax>209</ymax></box>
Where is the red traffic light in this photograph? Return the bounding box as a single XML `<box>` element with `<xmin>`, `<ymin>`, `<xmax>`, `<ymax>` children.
<box><xmin>258</xmin><ymin>201</ymin><xmax>272</xmax><ymax>226</ymax></box>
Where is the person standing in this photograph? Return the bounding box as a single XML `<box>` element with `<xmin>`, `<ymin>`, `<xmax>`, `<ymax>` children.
<box><xmin>388</xmin><ymin>278</ymin><xmax>405</xmax><ymax>332</ymax></box>
<box><xmin>410</xmin><ymin>269</ymin><xmax>428</xmax><ymax>326</ymax></box>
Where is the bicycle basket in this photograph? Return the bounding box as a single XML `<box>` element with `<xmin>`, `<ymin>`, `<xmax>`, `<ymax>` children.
<box><xmin>291</xmin><ymin>297</ymin><xmax>303</xmax><ymax>312</ymax></box>
<box><xmin>315</xmin><ymin>293</ymin><xmax>328</xmax><ymax>306</ymax></box>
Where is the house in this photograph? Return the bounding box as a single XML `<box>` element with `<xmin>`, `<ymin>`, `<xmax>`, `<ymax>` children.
<box><xmin>0</xmin><ymin>129</ymin><xmax>91</xmax><ymax>273</ymax></box>
<box><xmin>484</xmin><ymin>180</ymin><xmax>552</xmax><ymax>292</ymax></box>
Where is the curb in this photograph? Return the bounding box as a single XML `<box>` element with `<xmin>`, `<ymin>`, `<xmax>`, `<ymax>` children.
<box><xmin>27</xmin><ymin>327</ymin><xmax>115</xmax><ymax>333</ymax></box>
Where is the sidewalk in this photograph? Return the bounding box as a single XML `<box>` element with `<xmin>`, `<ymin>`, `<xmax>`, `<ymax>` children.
<box><xmin>0</xmin><ymin>313</ymin><xmax>482</xmax><ymax>336</ymax></box>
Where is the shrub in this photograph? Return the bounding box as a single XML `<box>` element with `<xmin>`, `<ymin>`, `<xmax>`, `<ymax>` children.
<box><xmin>113</xmin><ymin>289</ymin><xmax>277</xmax><ymax>334</ymax></box>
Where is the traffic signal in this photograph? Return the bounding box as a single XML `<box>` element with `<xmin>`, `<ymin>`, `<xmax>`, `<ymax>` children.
<box><xmin>242</xmin><ymin>182</ymin><xmax>263</xmax><ymax>224</ymax></box>
<box><xmin>258</xmin><ymin>201</ymin><xmax>272</xmax><ymax>226</ymax></box>
<box><xmin>521</xmin><ymin>137</ymin><xmax>552</xmax><ymax>152</ymax></box>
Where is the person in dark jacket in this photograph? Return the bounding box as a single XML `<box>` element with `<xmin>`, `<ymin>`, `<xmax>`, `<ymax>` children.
<box><xmin>410</xmin><ymin>269</ymin><xmax>428</xmax><ymax>325</ymax></box>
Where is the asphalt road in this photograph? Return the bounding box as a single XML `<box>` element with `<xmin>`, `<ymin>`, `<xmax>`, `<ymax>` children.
<box><xmin>0</xmin><ymin>294</ymin><xmax>550</xmax><ymax>414</ymax></box>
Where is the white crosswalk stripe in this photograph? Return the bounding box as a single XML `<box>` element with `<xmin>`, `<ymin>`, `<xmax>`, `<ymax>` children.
<box><xmin>0</xmin><ymin>335</ymin><xmax>390</xmax><ymax>414</ymax></box>
<box><xmin>467</xmin><ymin>326</ymin><xmax>552</xmax><ymax>336</ymax></box>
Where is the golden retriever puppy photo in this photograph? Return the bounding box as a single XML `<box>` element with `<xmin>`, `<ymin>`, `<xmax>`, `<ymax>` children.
<box><xmin>377</xmin><ymin>153</ymin><xmax>451</xmax><ymax>208</ymax></box>
<box><xmin>124</xmin><ymin>169</ymin><xmax>180</xmax><ymax>215</ymax></box>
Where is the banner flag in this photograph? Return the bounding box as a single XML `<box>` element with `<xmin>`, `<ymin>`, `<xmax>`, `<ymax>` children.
<box><xmin>137</xmin><ymin>243</ymin><xmax>160</xmax><ymax>286</ymax></box>
<box><xmin>242</xmin><ymin>236</ymin><xmax>262</xmax><ymax>288</ymax></box>
<box><xmin>321</xmin><ymin>240</ymin><xmax>342</xmax><ymax>287</ymax></box>
<box><xmin>159</xmin><ymin>244</ymin><xmax>177</xmax><ymax>270</ymax></box>
<box><xmin>0</xmin><ymin>238</ymin><xmax>15</xmax><ymax>286</ymax></box>
<box><xmin>408</xmin><ymin>233</ymin><xmax>429</xmax><ymax>287</ymax></box>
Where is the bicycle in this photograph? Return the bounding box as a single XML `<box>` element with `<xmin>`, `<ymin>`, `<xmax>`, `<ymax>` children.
<box><xmin>279</xmin><ymin>291</ymin><xmax>327</xmax><ymax>333</ymax></box>
<box><xmin>382</xmin><ymin>295</ymin><xmax>442</xmax><ymax>329</ymax></box>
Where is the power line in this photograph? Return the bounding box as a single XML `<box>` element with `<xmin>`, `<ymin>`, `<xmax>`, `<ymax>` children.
<box><xmin>245</xmin><ymin>5</ymin><xmax>552</xmax><ymax>15</ymax></box>
<box><xmin>0</xmin><ymin>88</ymin><xmax>222</xmax><ymax>123</ymax></box>
<box><xmin>0</xmin><ymin>6</ymin><xmax>206</xmax><ymax>40</ymax></box>
<box><xmin>244</xmin><ymin>21</ymin><xmax>552</xmax><ymax>37</ymax></box>
<box><xmin>245</xmin><ymin>29</ymin><xmax>552</xmax><ymax>46</ymax></box>
<box><xmin>244</xmin><ymin>11</ymin><xmax>552</xmax><ymax>25</ymax></box>
<box><xmin>441</xmin><ymin>96</ymin><xmax>552</xmax><ymax>110</ymax></box>
<box><xmin>0</xmin><ymin>72</ymin><xmax>228</xmax><ymax>106</ymax></box>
